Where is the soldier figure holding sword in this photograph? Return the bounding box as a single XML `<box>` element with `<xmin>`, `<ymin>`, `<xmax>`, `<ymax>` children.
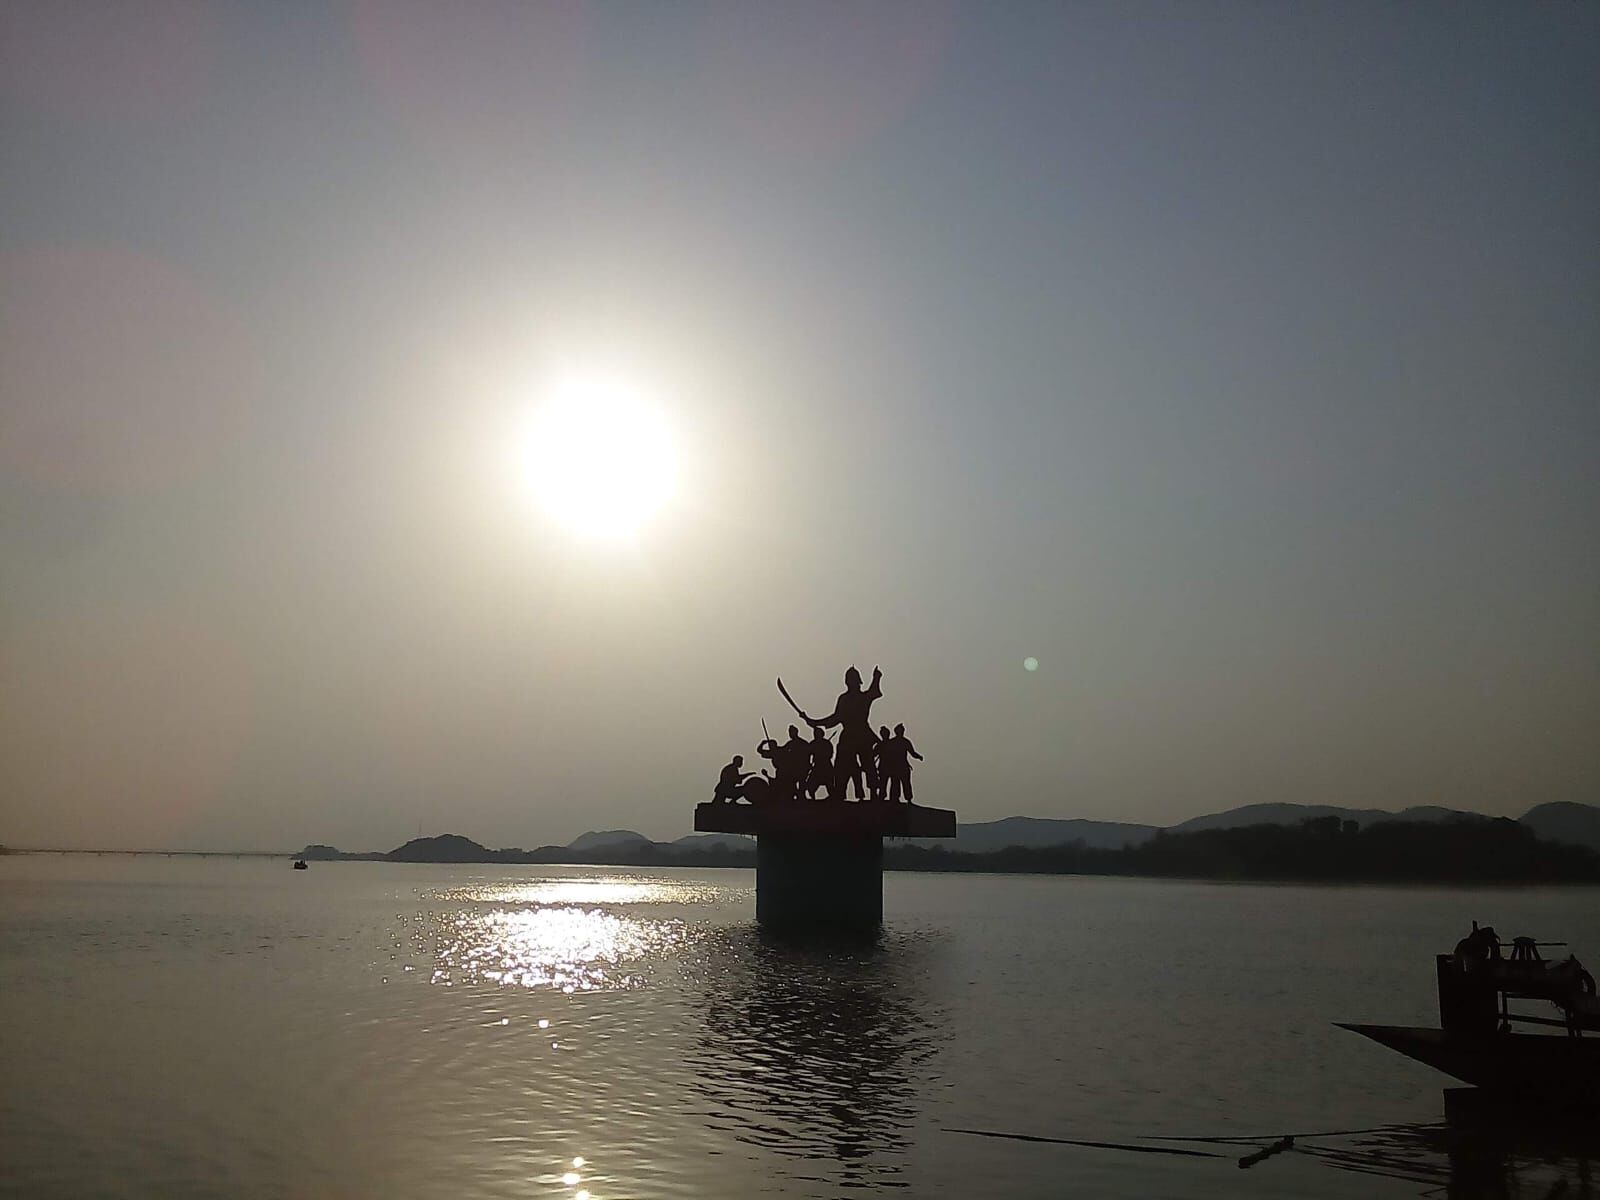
<box><xmin>778</xmin><ymin>666</ymin><xmax>884</xmax><ymax>802</ymax></box>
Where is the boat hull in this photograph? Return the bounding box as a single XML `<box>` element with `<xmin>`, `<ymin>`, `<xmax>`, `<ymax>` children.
<box><xmin>1340</xmin><ymin>1023</ymin><xmax>1600</xmax><ymax>1105</ymax></box>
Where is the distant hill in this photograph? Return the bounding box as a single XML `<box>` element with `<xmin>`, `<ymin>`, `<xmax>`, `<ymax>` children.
<box><xmin>907</xmin><ymin>816</ymin><xmax>1156</xmax><ymax>853</ymax></box>
<box><xmin>299</xmin><ymin>831</ymin><xmax>752</xmax><ymax>865</ymax></box>
<box><xmin>1170</xmin><ymin>803</ymin><xmax>1479</xmax><ymax>834</ymax></box>
<box><xmin>567</xmin><ymin>830</ymin><xmax>653</xmax><ymax>852</ymax></box>
<box><xmin>672</xmin><ymin>833</ymin><xmax>754</xmax><ymax>851</ymax></box>
<box><xmin>1520</xmin><ymin>803</ymin><xmax>1600</xmax><ymax>853</ymax></box>
<box><xmin>388</xmin><ymin>833</ymin><xmax>489</xmax><ymax>862</ymax></box>
<box><xmin>298</xmin><ymin>843</ymin><xmax>384</xmax><ymax>861</ymax></box>
<box><xmin>938</xmin><ymin>804</ymin><xmax>1600</xmax><ymax>854</ymax></box>
<box><xmin>900</xmin><ymin>807</ymin><xmax>1474</xmax><ymax>855</ymax></box>
<box><xmin>886</xmin><ymin>816</ymin><xmax>1600</xmax><ymax>884</ymax></box>
<box><xmin>297</xmin><ymin>802</ymin><xmax>1600</xmax><ymax>869</ymax></box>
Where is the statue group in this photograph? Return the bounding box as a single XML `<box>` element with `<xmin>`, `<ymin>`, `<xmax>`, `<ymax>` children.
<box><xmin>713</xmin><ymin>666</ymin><xmax>924</xmax><ymax>806</ymax></box>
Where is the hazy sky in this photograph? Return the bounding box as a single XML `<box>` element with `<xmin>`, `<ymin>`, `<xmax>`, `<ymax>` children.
<box><xmin>2</xmin><ymin>2</ymin><xmax>1596</xmax><ymax>850</ymax></box>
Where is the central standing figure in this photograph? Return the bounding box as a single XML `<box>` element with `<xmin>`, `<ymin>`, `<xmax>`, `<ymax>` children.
<box><xmin>806</xmin><ymin>665</ymin><xmax>883</xmax><ymax>801</ymax></box>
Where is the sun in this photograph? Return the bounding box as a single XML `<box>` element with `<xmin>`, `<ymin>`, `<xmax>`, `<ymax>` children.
<box><xmin>523</xmin><ymin>373</ymin><xmax>679</xmax><ymax>542</ymax></box>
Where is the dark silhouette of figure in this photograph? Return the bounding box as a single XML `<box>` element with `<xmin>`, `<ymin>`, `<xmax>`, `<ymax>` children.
<box><xmin>805</xmin><ymin>728</ymin><xmax>833</xmax><ymax>800</ymax></box>
<box><xmin>714</xmin><ymin>755</ymin><xmax>755</xmax><ymax>804</ymax></box>
<box><xmin>807</xmin><ymin>665</ymin><xmax>882</xmax><ymax>801</ymax></box>
<box><xmin>1454</xmin><ymin>921</ymin><xmax>1501</xmax><ymax>971</ymax></box>
<box><xmin>870</xmin><ymin>725</ymin><xmax>892</xmax><ymax>801</ymax></box>
<box><xmin>848</xmin><ymin>757</ymin><xmax>869</xmax><ymax>802</ymax></box>
<box><xmin>755</xmin><ymin>735</ymin><xmax>781</xmax><ymax>784</ymax></box>
<box><xmin>877</xmin><ymin>723</ymin><xmax>923</xmax><ymax>804</ymax></box>
<box><xmin>777</xmin><ymin>724</ymin><xmax>810</xmax><ymax>801</ymax></box>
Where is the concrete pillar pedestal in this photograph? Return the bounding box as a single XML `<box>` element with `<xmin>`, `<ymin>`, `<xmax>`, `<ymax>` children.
<box><xmin>756</xmin><ymin>833</ymin><xmax>883</xmax><ymax>929</ymax></box>
<box><xmin>693</xmin><ymin>800</ymin><xmax>956</xmax><ymax>932</ymax></box>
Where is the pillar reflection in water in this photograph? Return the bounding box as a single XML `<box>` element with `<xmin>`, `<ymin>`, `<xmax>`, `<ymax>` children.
<box><xmin>1301</xmin><ymin>1090</ymin><xmax>1597</xmax><ymax>1199</ymax></box>
<box><xmin>681</xmin><ymin>927</ymin><xmax>947</xmax><ymax>1190</ymax></box>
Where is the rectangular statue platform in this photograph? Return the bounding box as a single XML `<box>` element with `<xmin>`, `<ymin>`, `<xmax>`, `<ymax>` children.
<box><xmin>694</xmin><ymin>801</ymin><xmax>956</xmax><ymax>929</ymax></box>
<box><xmin>693</xmin><ymin>800</ymin><xmax>956</xmax><ymax>840</ymax></box>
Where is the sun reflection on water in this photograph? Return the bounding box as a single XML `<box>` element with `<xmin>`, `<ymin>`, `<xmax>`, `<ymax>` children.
<box><xmin>431</xmin><ymin>905</ymin><xmax>691</xmax><ymax>991</ymax></box>
<box><xmin>438</xmin><ymin>877</ymin><xmax>724</xmax><ymax>908</ymax></box>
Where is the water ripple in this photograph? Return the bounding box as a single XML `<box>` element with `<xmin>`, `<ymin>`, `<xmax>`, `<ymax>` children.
<box><xmin>679</xmin><ymin>927</ymin><xmax>947</xmax><ymax>1191</ymax></box>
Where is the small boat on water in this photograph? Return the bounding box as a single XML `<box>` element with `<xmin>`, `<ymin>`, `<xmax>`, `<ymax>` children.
<box><xmin>1342</xmin><ymin>924</ymin><xmax>1600</xmax><ymax>1106</ymax></box>
<box><xmin>292</xmin><ymin>859</ymin><xmax>308</xmax><ymax>870</ymax></box>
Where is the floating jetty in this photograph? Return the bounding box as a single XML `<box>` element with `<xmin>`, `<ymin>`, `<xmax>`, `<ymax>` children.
<box><xmin>694</xmin><ymin>800</ymin><xmax>955</xmax><ymax>929</ymax></box>
<box><xmin>1343</xmin><ymin>928</ymin><xmax>1600</xmax><ymax>1106</ymax></box>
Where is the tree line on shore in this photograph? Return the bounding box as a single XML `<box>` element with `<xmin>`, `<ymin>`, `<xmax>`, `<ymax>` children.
<box><xmin>307</xmin><ymin>816</ymin><xmax>1600</xmax><ymax>883</ymax></box>
<box><xmin>885</xmin><ymin>815</ymin><xmax>1600</xmax><ymax>883</ymax></box>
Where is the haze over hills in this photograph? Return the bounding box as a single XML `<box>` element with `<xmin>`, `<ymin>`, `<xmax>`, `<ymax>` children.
<box><xmin>909</xmin><ymin>802</ymin><xmax>1582</xmax><ymax>853</ymax></box>
<box><xmin>1520</xmin><ymin>803</ymin><xmax>1600</xmax><ymax>854</ymax></box>
<box><xmin>907</xmin><ymin>816</ymin><xmax>1159</xmax><ymax>853</ymax></box>
<box><xmin>299</xmin><ymin>801</ymin><xmax>1600</xmax><ymax>862</ymax></box>
<box><xmin>296</xmin><ymin>799</ymin><xmax>1600</xmax><ymax>886</ymax></box>
<box><xmin>567</xmin><ymin>830</ymin><xmax>655</xmax><ymax>853</ymax></box>
<box><xmin>569</xmin><ymin>830</ymin><xmax>752</xmax><ymax>853</ymax></box>
<box><xmin>1170</xmin><ymin>803</ymin><xmax>1484</xmax><ymax>835</ymax></box>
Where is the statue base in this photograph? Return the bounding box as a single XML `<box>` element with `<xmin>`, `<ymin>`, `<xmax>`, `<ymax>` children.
<box><xmin>693</xmin><ymin>801</ymin><xmax>957</xmax><ymax>930</ymax></box>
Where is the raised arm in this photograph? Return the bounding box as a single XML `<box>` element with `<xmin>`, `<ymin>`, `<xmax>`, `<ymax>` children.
<box><xmin>808</xmin><ymin>702</ymin><xmax>842</xmax><ymax>730</ymax></box>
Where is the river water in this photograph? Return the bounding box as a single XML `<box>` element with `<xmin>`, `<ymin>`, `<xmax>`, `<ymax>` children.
<box><xmin>2</xmin><ymin>855</ymin><xmax>1595</xmax><ymax>1198</ymax></box>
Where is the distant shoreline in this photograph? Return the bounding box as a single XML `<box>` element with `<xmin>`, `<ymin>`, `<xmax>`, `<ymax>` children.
<box><xmin>4</xmin><ymin>848</ymin><xmax>298</xmax><ymax>859</ymax></box>
<box><xmin>11</xmin><ymin>844</ymin><xmax>1600</xmax><ymax>888</ymax></box>
<box><xmin>316</xmin><ymin>816</ymin><xmax>1600</xmax><ymax>884</ymax></box>
<box><xmin>10</xmin><ymin>812</ymin><xmax>1600</xmax><ymax>886</ymax></box>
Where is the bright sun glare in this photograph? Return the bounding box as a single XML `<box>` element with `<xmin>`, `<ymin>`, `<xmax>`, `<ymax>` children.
<box><xmin>524</xmin><ymin>374</ymin><xmax>679</xmax><ymax>542</ymax></box>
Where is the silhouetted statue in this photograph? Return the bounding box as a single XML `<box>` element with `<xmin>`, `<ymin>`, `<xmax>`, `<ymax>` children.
<box><xmin>877</xmin><ymin>723</ymin><xmax>923</xmax><ymax>804</ymax></box>
<box><xmin>805</xmin><ymin>665</ymin><xmax>883</xmax><ymax>801</ymax></box>
<box><xmin>777</xmin><ymin>724</ymin><xmax>812</xmax><ymax>801</ymax></box>
<box><xmin>714</xmin><ymin>754</ymin><xmax>755</xmax><ymax>804</ymax></box>
<box><xmin>755</xmin><ymin>734</ymin><xmax>782</xmax><ymax>787</ymax></box>
<box><xmin>871</xmin><ymin>725</ymin><xmax>892</xmax><ymax>802</ymax></box>
<box><xmin>805</xmin><ymin>728</ymin><xmax>833</xmax><ymax>801</ymax></box>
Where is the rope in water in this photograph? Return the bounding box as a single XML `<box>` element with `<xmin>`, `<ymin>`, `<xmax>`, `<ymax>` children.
<box><xmin>943</xmin><ymin>1128</ymin><xmax>1223</xmax><ymax>1158</ymax></box>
